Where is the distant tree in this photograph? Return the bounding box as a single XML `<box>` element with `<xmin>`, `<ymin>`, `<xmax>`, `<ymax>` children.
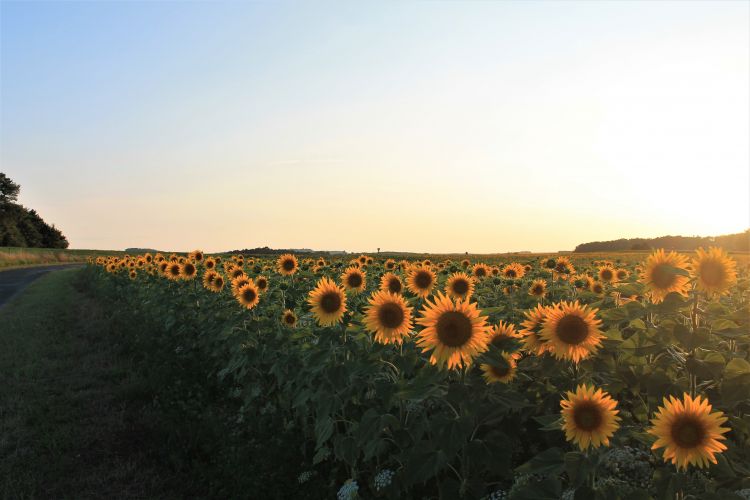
<box><xmin>0</xmin><ymin>173</ymin><xmax>21</xmax><ymax>203</ymax></box>
<box><xmin>0</xmin><ymin>174</ymin><xmax>69</xmax><ymax>248</ymax></box>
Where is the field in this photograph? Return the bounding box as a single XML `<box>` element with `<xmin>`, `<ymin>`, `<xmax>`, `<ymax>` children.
<box><xmin>78</xmin><ymin>249</ymin><xmax>750</xmax><ymax>499</ymax></box>
<box><xmin>0</xmin><ymin>247</ymin><xmax>125</xmax><ymax>269</ymax></box>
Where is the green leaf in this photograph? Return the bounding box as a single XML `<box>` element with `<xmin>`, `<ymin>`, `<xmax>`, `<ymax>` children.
<box><xmin>315</xmin><ymin>416</ymin><xmax>333</xmax><ymax>448</ymax></box>
<box><xmin>724</xmin><ymin>357</ymin><xmax>750</xmax><ymax>379</ymax></box>
<box><xmin>515</xmin><ymin>447</ymin><xmax>565</xmax><ymax>476</ymax></box>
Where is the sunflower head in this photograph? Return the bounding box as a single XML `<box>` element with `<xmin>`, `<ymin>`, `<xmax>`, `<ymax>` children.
<box><xmin>597</xmin><ymin>265</ymin><xmax>617</xmax><ymax>283</ymax></box>
<box><xmin>180</xmin><ymin>261</ymin><xmax>198</xmax><ymax>280</ymax></box>
<box><xmin>639</xmin><ymin>249</ymin><xmax>691</xmax><ymax>303</ymax></box>
<box><xmin>210</xmin><ymin>274</ymin><xmax>225</xmax><ymax>292</ymax></box>
<box><xmin>236</xmin><ymin>282</ymin><xmax>260</xmax><ymax>309</ymax></box>
<box><xmin>341</xmin><ymin>267</ymin><xmax>367</xmax><ymax>294</ymax></box>
<box><xmin>308</xmin><ymin>277</ymin><xmax>347</xmax><ymax>327</ymax></box>
<box><xmin>415</xmin><ymin>293</ymin><xmax>491</xmax><ymax>370</ymax></box>
<box><xmin>407</xmin><ymin>267</ymin><xmax>437</xmax><ymax>298</ymax></box>
<box><xmin>445</xmin><ymin>272</ymin><xmax>475</xmax><ymax>300</ymax></box>
<box><xmin>649</xmin><ymin>393</ymin><xmax>730</xmax><ymax>470</ymax></box>
<box><xmin>380</xmin><ymin>272</ymin><xmax>403</xmax><ymax>295</ymax></box>
<box><xmin>189</xmin><ymin>250</ymin><xmax>204</xmax><ymax>262</ymax></box>
<box><xmin>472</xmin><ymin>263</ymin><xmax>490</xmax><ymax>279</ymax></box>
<box><xmin>691</xmin><ymin>247</ymin><xmax>737</xmax><ymax>296</ymax></box>
<box><xmin>561</xmin><ymin>384</ymin><xmax>620</xmax><ymax>450</ymax></box>
<box><xmin>502</xmin><ymin>263</ymin><xmax>525</xmax><ymax>279</ymax></box>
<box><xmin>204</xmin><ymin>257</ymin><xmax>216</xmax><ymax>270</ymax></box>
<box><xmin>277</xmin><ymin>254</ymin><xmax>299</xmax><ymax>276</ymax></box>
<box><xmin>363</xmin><ymin>290</ymin><xmax>413</xmax><ymax>345</ymax></box>
<box><xmin>528</xmin><ymin>279</ymin><xmax>547</xmax><ymax>298</ymax></box>
<box><xmin>255</xmin><ymin>275</ymin><xmax>269</xmax><ymax>292</ymax></box>
<box><xmin>488</xmin><ymin>321</ymin><xmax>522</xmax><ymax>354</ymax></box>
<box><xmin>481</xmin><ymin>352</ymin><xmax>517</xmax><ymax>384</ymax></box>
<box><xmin>166</xmin><ymin>262</ymin><xmax>182</xmax><ymax>280</ymax></box>
<box><xmin>282</xmin><ymin>309</ymin><xmax>298</xmax><ymax>328</ymax></box>
<box><xmin>555</xmin><ymin>257</ymin><xmax>575</xmax><ymax>274</ymax></box>
<box><xmin>541</xmin><ymin>301</ymin><xmax>603</xmax><ymax>363</ymax></box>
<box><xmin>520</xmin><ymin>304</ymin><xmax>552</xmax><ymax>355</ymax></box>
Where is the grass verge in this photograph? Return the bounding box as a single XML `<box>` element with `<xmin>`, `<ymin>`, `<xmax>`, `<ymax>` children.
<box><xmin>0</xmin><ymin>269</ymin><xmax>173</xmax><ymax>499</ymax></box>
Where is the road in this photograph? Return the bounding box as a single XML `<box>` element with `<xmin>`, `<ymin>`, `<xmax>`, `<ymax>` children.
<box><xmin>0</xmin><ymin>264</ymin><xmax>83</xmax><ymax>307</ymax></box>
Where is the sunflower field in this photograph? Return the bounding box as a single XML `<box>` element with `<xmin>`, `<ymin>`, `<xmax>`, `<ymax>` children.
<box><xmin>84</xmin><ymin>248</ymin><xmax>750</xmax><ymax>499</ymax></box>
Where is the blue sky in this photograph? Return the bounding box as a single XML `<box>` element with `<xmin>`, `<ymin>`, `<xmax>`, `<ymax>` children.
<box><xmin>2</xmin><ymin>1</ymin><xmax>748</xmax><ymax>252</ymax></box>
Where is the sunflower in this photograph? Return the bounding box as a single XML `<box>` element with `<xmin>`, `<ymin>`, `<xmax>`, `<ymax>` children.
<box><xmin>639</xmin><ymin>249</ymin><xmax>691</xmax><ymax>303</ymax></box>
<box><xmin>407</xmin><ymin>267</ymin><xmax>436</xmax><ymax>298</ymax></box>
<box><xmin>560</xmin><ymin>385</ymin><xmax>620</xmax><ymax>450</ymax></box>
<box><xmin>308</xmin><ymin>277</ymin><xmax>347</xmax><ymax>326</ymax></box>
<box><xmin>543</xmin><ymin>257</ymin><xmax>557</xmax><ymax>270</ymax></box>
<box><xmin>380</xmin><ymin>272</ymin><xmax>404</xmax><ymax>294</ymax></box>
<box><xmin>236</xmin><ymin>282</ymin><xmax>260</xmax><ymax>309</ymax></box>
<box><xmin>255</xmin><ymin>275</ymin><xmax>269</xmax><ymax>293</ymax></box>
<box><xmin>203</xmin><ymin>269</ymin><xmax>218</xmax><ymax>289</ymax></box>
<box><xmin>180</xmin><ymin>261</ymin><xmax>198</xmax><ymax>280</ymax></box>
<box><xmin>204</xmin><ymin>257</ymin><xmax>216</xmax><ymax>270</ymax></box>
<box><xmin>520</xmin><ymin>304</ymin><xmax>551</xmax><ymax>355</ymax></box>
<box><xmin>481</xmin><ymin>352</ymin><xmax>517</xmax><ymax>384</ymax></box>
<box><xmin>415</xmin><ymin>292</ymin><xmax>491</xmax><ymax>370</ymax></box>
<box><xmin>649</xmin><ymin>393</ymin><xmax>730</xmax><ymax>470</ymax></box>
<box><xmin>277</xmin><ymin>254</ymin><xmax>299</xmax><ymax>276</ymax></box>
<box><xmin>597</xmin><ymin>265</ymin><xmax>617</xmax><ymax>283</ymax></box>
<box><xmin>209</xmin><ymin>274</ymin><xmax>225</xmax><ymax>292</ymax></box>
<box><xmin>461</xmin><ymin>259</ymin><xmax>470</xmax><ymax>268</ymax></box>
<box><xmin>471</xmin><ymin>263</ymin><xmax>491</xmax><ymax>279</ymax></box>
<box><xmin>528</xmin><ymin>279</ymin><xmax>547</xmax><ymax>298</ymax></box>
<box><xmin>363</xmin><ymin>290</ymin><xmax>414</xmax><ymax>345</ymax></box>
<box><xmin>691</xmin><ymin>247</ymin><xmax>737</xmax><ymax>296</ymax></box>
<box><xmin>445</xmin><ymin>272</ymin><xmax>475</xmax><ymax>300</ymax></box>
<box><xmin>229</xmin><ymin>267</ymin><xmax>245</xmax><ymax>281</ymax></box>
<box><xmin>615</xmin><ymin>268</ymin><xmax>629</xmax><ymax>281</ymax></box>
<box><xmin>554</xmin><ymin>257</ymin><xmax>576</xmax><ymax>275</ymax></box>
<box><xmin>590</xmin><ymin>281</ymin><xmax>604</xmax><ymax>295</ymax></box>
<box><xmin>487</xmin><ymin>320</ymin><xmax>522</xmax><ymax>355</ymax></box>
<box><xmin>341</xmin><ymin>267</ymin><xmax>367</xmax><ymax>294</ymax></box>
<box><xmin>231</xmin><ymin>275</ymin><xmax>252</xmax><ymax>294</ymax></box>
<box><xmin>189</xmin><ymin>250</ymin><xmax>204</xmax><ymax>263</ymax></box>
<box><xmin>541</xmin><ymin>301</ymin><xmax>603</xmax><ymax>363</ymax></box>
<box><xmin>166</xmin><ymin>262</ymin><xmax>182</xmax><ymax>280</ymax></box>
<box><xmin>128</xmin><ymin>269</ymin><xmax>137</xmax><ymax>280</ymax></box>
<box><xmin>384</xmin><ymin>259</ymin><xmax>396</xmax><ymax>270</ymax></box>
<box><xmin>281</xmin><ymin>309</ymin><xmax>298</xmax><ymax>328</ymax></box>
<box><xmin>158</xmin><ymin>261</ymin><xmax>169</xmax><ymax>275</ymax></box>
<box><xmin>502</xmin><ymin>263</ymin><xmax>525</xmax><ymax>279</ymax></box>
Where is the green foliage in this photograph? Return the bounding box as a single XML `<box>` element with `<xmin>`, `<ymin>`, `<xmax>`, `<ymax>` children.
<box><xmin>0</xmin><ymin>173</ymin><xmax>68</xmax><ymax>248</ymax></box>
<box><xmin>83</xmin><ymin>251</ymin><xmax>750</xmax><ymax>499</ymax></box>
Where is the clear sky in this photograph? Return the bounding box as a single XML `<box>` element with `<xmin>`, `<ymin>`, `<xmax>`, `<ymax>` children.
<box><xmin>2</xmin><ymin>1</ymin><xmax>748</xmax><ymax>253</ymax></box>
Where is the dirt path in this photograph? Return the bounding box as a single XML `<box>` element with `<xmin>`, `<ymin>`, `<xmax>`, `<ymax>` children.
<box><xmin>0</xmin><ymin>264</ymin><xmax>82</xmax><ymax>307</ymax></box>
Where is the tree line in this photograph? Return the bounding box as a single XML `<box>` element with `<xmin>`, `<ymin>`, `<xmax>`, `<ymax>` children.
<box><xmin>0</xmin><ymin>173</ymin><xmax>69</xmax><ymax>248</ymax></box>
<box><xmin>574</xmin><ymin>230</ymin><xmax>750</xmax><ymax>253</ymax></box>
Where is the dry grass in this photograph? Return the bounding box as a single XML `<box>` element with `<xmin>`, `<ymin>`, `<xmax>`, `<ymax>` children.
<box><xmin>0</xmin><ymin>248</ymin><xmax>124</xmax><ymax>269</ymax></box>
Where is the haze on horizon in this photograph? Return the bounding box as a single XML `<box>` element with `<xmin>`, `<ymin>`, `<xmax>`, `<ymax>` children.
<box><xmin>1</xmin><ymin>1</ymin><xmax>748</xmax><ymax>254</ymax></box>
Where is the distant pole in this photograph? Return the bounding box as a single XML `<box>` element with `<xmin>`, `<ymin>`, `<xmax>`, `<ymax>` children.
<box><xmin>377</xmin><ymin>247</ymin><xmax>380</xmax><ymax>253</ymax></box>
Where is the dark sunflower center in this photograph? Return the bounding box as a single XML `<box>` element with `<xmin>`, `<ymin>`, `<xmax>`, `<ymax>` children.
<box><xmin>415</xmin><ymin>271</ymin><xmax>433</xmax><ymax>289</ymax></box>
<box><xmin>592</xmin><ymin>283</ymin><xmax>603</xmax><ymax>293</ymax></box>
<box><xmin>555</xmin><ymin>315</ymin><xmax>589</xmax><ymax>345</ymax></box>
<box><xmin>506</xmin><ymin>270</ymin><xmax>517</xmax><ymax>278</ymax></box>
<box><xmin>617</xmin><ymin>270</ymin><xmax>627</xmax><ymax>279</ymax></box>
<box><xmin>651</xmin><ymin>264</ymin><xmax>677</xmax><ymax>289</ymax></box>
<box><xmin>573</xmin><ymin>402</ymin><xmax>603</xmax><ymax>431</ymax></box>
<box><xmin>214</xmin><ymin>277</ymin><xmax>224</xmax><ymax>287</ymax></box>
<box><xmin>184</xmin><ymin>264</ymin><xmax>196</xmax><ymax>275</ymax></box>
<box><xmin>378</xmin><ymin>302</ymin><xmax>405</xmax><ymax>329</ymax></box>
<box><xmin>388</xmin><ymin>279</ymin><xmax>402</xmax><ymax>294</ymax></box>
<box><xmin>242</xmin><ymin>289</ymin><xmax>257</xmax><ymax>302</ymax></box>
<box><xmin>436</xmin><ymin>311</ymin><xmax>473</xmax><ymax>348</ymax></box>
<box><xmin>169</xmin><ymin>265</ymin><xmax>180</xmax><ymax>276</ymax></box>
<box><xmin>320</xmin><ymin>291</ymin><xmax>342</xmax><ymax>313</ymax></box>
<box><xmin>347</xmin><ymin>273</ymin><xmax>363</xmax><ymax>288</ymax></box>
<box><xmin>671</xmin><ymin>415</ymin><xmax>706</xmax><ymax>448</ymax></box>
<box><xmin>601</xmin><ymin>269</ymin><xmax>613</xmax><ymax>280</ymax></box>
<box><xmin>282</xmin><ymin>259</ymin><xmax>295</xmax><ymax>271</ymax></box>
<box><xmin>545</xmin><ymin>259</ymin><xmax>556</xmax><ymax>268</ymax></box>
<box><xmin>452</xmin><ymin>279</ymin><xmax>469</xmax><ymax>295</ymax></box>
<box><xmin>475</xmin><ymin>268</ymin><xmax>486</xmax><ymax>277</ymax></box>
<box><xmin>532</xmin><ymin>284</ymin><xmax>544</xmax><ymax>294</ymax></box>
<box><xmin>700</xmin><ymin>260</ymin><xmax>725</xmax><ymax>287</ymax></box>
<box><xmin>284</xmin><ymin>314</ymin><xmax>295</xmax><ymax>324</ymax></box>
<box><xmin>257</xmin><ymin>279</ymin><xmax>267</xmax><ymax>290</ymax></box>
